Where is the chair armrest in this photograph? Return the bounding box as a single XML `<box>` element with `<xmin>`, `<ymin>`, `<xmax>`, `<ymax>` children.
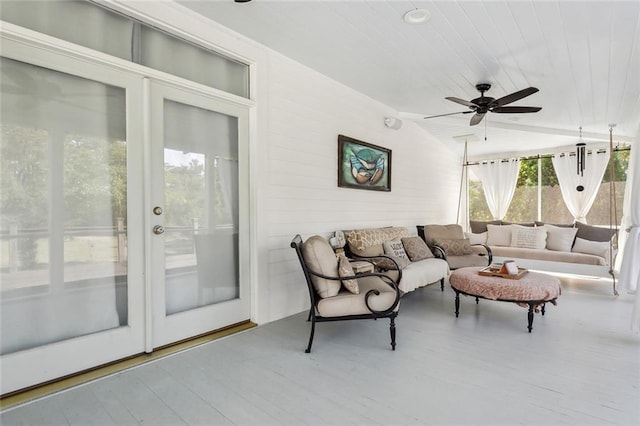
<box><xmin>471</xmin><ymin>243</ymin><xmax>493</xmax><ymax>265</ymax></box>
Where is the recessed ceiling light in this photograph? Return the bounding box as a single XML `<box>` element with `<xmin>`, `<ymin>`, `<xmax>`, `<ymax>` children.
<box><xmin>403</xmin><ymin>9</ymin><xmax>431</xmax><ymax>24</ymax></box>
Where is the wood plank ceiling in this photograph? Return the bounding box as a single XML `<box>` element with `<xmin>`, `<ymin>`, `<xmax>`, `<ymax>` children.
<box><xmin>178</xmin><ymin>0</ymin><xmax>640</xmax><ymax>159</ymax></box>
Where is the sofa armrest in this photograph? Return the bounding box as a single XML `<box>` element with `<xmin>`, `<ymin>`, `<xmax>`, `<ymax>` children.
<box><xmin>471</xmin><ymin>243</ymin><xmax>493</xmax><ymax>264</ymax></box>
<box><xmin>429</xmin><ymin>244</ymin><xmax>447</xmax><ymax>260</ymax></box>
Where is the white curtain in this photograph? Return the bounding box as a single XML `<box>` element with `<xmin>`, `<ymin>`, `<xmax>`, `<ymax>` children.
<box><xmin>473</xmin><ymin>159</ymin><xmax>521</xmax><ymax>220</ymax></box>
<box><xmin>618</xmin><ymin>137</ymin><xmax>639</xmax><ymax>332</ymax></box>
<box><xmin>552</xmin><ymin>149</ymin><xmax>610</xmax><ymax>223</ymax></box>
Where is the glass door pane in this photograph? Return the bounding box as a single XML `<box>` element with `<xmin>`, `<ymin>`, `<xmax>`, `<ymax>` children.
<box><xmin>163</xmin><ymin>100</ymin><xmax>239</xmax><ymax>315</ymax></box>
<box><xmin>0</xmin><ymin>57</ymin><xmax>126</xmax><ymax>354</ymax></box>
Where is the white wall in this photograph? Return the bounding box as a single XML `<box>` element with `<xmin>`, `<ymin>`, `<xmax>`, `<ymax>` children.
<box><xmin>107</xmin><ymin>0</ymin><xmax>463</xmax><ymax>325</ymax></box>
<box><xmin>263</xmin><ymin>53</ymin><xmax>461</xmax><ymax>321</ymax></box>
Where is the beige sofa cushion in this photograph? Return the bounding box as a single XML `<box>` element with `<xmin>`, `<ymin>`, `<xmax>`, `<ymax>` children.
<box><xmin>421</xmin><ymin>224</ymin><xmax>464</xmax><ymax>244</ymax></box>
<box><xmin>345</xmin><ymin>227</ymin><xmax>410</xmax><ymax>256</ymax></box>
<box><xmin>301</xmin><ymin>235</ymin><xmax>341</xmax><ymax>298</ymax></box>
<box><xmin>316</xmin><ymin>276</ymin><xmax>399</xmax><ymax>317</ymax></box>
<box><xmin>382</xmin><ymin>258</ymin><xmax>450</xmax><ymax>293</ymax></box>
<box><xmin>490</xmin><ymin>246</ymin><xmax>606</xmax><ymax>266</ymax></box>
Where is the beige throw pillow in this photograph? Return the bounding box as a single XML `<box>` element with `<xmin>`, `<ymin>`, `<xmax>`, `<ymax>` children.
<box><xmin>434</xmin><ymin>238</ymin><xmax>472</xmax><ymax>256</ymax></box>
<box><xmin>337</xmin><ymin>256</ymin><xmax>359</xmax><ymax>294</ymax></box>
<box><xmin>572</xmin><ymin>237</ymin><xmax>609</xmax><ymax>258</ymax></box>
<box><xmin>510</xmin><ymin>225</ymin><xmax>547</xmax><ymax>249</ymax></box>
<box><xmin>401</xmin><ymin>236</ymin><xmax>434</xmax><ymax>261</ymax></box>
<box><xmin>543</xmin><ymin>224</ymin><xmax>578</xmax><ymax>252</ymax></box>
<box><xmin>373</xmin><ymin>255</ymin><xmax>408</xmax><ymax>270</ymax></box>
<box><xmin>486</xmin><ymin>224</ymin><xmax>512</xmax><ymax>246</ymax></box>
<box><xmin>465</xmin><ymin>231</ymin><xmax>488</xmax><ymax>245</ymax></box>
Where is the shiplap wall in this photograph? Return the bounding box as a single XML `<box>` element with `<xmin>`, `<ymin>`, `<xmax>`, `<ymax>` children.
<box><xmin>263</xmin><ymin>52</ymin><xmax>461</xmax><ymax>322</ymax></box>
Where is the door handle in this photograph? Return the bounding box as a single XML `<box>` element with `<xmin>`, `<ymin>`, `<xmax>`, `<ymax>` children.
<box><xmin>153</xmin><ymin>225</ymin><xmax>165</xmax><ymax>235</ymax></box>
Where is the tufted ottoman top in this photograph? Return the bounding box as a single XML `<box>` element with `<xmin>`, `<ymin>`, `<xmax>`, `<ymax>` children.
<box><xmin>450</xmin><ymin>266</ymin><xmax>562</xmax><ymax>302</ymax></box>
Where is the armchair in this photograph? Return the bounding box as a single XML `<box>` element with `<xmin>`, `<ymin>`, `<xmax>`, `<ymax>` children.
<box><xmin>291</xmin><ymin>234</ymin><xmax>401</xmax><ymax>353</ymax></box>
<box><xmin>417</xmin><ymin>224</ymin><xmax>492</xmax><ymax>270</ymax></box>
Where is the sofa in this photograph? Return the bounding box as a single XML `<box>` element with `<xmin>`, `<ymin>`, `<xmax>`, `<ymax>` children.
<box><xmin>468</xmin><ymin>220</ymin><xmax>617</xmax><ymax>294</ymax></box>
<box><xmin>343</xmin><ymin>226</ymin><xmax>450</xmax><ymax>293</ymax></box>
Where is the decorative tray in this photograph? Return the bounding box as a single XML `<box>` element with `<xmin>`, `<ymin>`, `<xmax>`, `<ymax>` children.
<box><xmin>478</xmin><ymin>266</ymin><xmax>528</xmax><ymax>280</ymax></box>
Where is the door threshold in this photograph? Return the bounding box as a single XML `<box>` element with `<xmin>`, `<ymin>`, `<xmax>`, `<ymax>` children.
<box><xmin>1</xmin><ymin>320</ymin><xmax>256</xmax><ymax>411</ymax></box>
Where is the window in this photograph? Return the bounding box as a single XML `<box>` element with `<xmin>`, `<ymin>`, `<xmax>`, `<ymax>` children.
<box><xmin>469</xmin><ymin>149</ymin><xmax>630</xmax><ymax>225</ymax></box>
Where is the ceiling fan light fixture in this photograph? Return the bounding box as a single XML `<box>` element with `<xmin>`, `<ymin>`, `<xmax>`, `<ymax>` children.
<box><xmin>403</xmin><ymin>9</ymin><xmax>431</xmax><ymax>24</ymax></box>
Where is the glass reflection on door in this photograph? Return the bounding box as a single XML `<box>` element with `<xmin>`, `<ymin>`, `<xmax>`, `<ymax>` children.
<box><xmin>0</xmin><ymin>57</ymin><xmax>127</xmax><ymax>355</ymax></box>
<box><xmin>163</xmin><ymin>100</ymin><xmax>239</xmax><ymax>315</ymax></box>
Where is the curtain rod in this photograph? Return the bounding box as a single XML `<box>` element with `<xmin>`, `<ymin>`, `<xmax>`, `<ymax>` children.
<box><xmin>465</xmin><ymin>145</ymin><xmax>630</xmax><ymax>166</ymax></box>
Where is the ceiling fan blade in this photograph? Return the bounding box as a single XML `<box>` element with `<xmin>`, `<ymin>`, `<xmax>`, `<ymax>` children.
<box><xmin>445</xmin><ymin>96</ymin><xmax>477</xmax><ymax>108</ymax></box>
<box><xmin>491</xmin><ymin>106</ymin><xmax>542</xmax><ymax>113</ymax></box>
<box><xmin>424</xmin><ymin>110</ymin><xmax>473</xmax><ymax>120</ymax></box>
<box><xmin>492</xmin><ymin>87</ymin><xmax>539</xmax><ymax>107</ymax></box>
<box><xmin>470</xmin><ymin>112</ymin><xmax>486</xmax><ymax>126</ymax></box>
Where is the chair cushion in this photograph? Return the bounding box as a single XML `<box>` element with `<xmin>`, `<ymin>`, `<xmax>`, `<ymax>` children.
<box><xmin>301</xmin><ymin>235</ymin><xmax>341</xmax><ymax>298</ymax></box>
<box><xmin>316</xmin><ymin>276</ymin><xmax>399</xmax><ymax>317</ymax></box>
<box><xmin>401</xmin><ymin>236</ymin><xmax>434</xmax><ymax>261</ymax></box>
<box><xmin>434</xmin><ymin>238</ymin><xmax>472</xmax><ymax>255</ymax></box>
<box><xmin>421</xmin><ymin>224</ymin><xmax>465</xmax><ymax>244</ymax></box>
<box><xmin>338</xmin><ymin>256</ymin><xmax>359</xmax><ymax>294</ymax></box>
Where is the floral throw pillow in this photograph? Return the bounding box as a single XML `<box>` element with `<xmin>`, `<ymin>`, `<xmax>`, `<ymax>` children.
<box><xmin>401</xmin><ymin>236</ymin><xmax>434</xmax><ymax>261</ymax></box>
<box><xmin>337</xmin><ymin>255</ymin><xmax>359</xmax><ymax>294</ymax></box>
<box><xmin>433</xmin><ymin>238</ymin><xmax>472</xmax><ymax>256</ymax></box>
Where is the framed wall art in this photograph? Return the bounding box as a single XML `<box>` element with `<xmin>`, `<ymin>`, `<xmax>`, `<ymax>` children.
<box><xmin>337</xmin><ymin>134</ymin><xmax>391</xmax><ymax>191</ymax></box>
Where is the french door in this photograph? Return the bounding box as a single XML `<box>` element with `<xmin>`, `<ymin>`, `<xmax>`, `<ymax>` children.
<box><xmin>147</xmin><ymin>81</ymin><xmax>250</xmax><ymax>349</ymax></box>
<box><xmin>0</xmin><ymin>37</ymin><xmax>250</xmax><ymax>394</ymax></box>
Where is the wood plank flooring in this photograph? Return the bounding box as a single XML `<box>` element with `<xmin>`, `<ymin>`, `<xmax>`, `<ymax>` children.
<box><xmin>2</xmin><ymin>275</ymin><xmax>639</xmax><ymax>425</ymax></box>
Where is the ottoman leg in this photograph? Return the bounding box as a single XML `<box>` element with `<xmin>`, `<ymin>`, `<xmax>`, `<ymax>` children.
<box><xmin>454</xmin><ymin>291</ymin><xmax>460</xmax><ymax>318</ymax></box>
<box><xmin>527</xmin><ymin>303</ymin><xmax>535</xmax><ymax>333</ymax></box>
<box><xmin>541</xmin><ymin>303</ymin><xmax>546</xmax><ymax>316</ymax></box>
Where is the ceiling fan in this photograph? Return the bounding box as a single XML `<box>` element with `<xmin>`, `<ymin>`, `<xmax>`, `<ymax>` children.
<box><xmin>425</xmin><ymin>83</ymin><xmax>542</xmax><ymax>126</ymax></box>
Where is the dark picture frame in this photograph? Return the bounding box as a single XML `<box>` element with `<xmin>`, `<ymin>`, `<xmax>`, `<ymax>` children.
<box><xmin>337</xmin><ymin>134</ymin><xmax>391</xmax><ymax>191</ymax></box>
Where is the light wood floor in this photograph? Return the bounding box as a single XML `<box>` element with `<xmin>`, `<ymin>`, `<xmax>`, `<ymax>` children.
<box><xmin>2</xmin><ymin>275</ymin><xmax>639</xmax><ymax>425</ymax></box>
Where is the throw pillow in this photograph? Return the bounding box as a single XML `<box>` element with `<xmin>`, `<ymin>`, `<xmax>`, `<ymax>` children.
<box><xmin>543</xmin><ymin>224</ymin><xmax>578</xmax><ymax>252</ymax></box>
<box><xmin>510</xmin><ymin>225</ymin><xmax>547</xmax><ymax>250</ymax></box>
<box><xmin>486</xmin><ymin>224</ymin><xmax>512</xmax><ymax>247</ymax></box>
<box><xmin>374</xmin><ymin>255</ymin><xmax>409</xmax><ymax>270</ymax></box>
<box><xmin>575</xmin><ymin>222</ymin><xmax>616</xmax><ymax>242</ymax></box>
<box><xmin>470</xmin><ymin>220</ymin><xmax>502</xmax><ymax>234</ymax></box>
<box><xmin>572</xmin><ymin>237</ymin><xmax>609</xmax><ymax>258</ymax></box>
<box><xmin>433</xmin><ymin>238</ymin><xmax>472</xmax><ymax>256</ymax></box>
<box><xmin>337</xmin><ymin>256</ymin><xmax>359</xmax><ymax>294</ymax></box>
<box><xmin>401</xmin><ymin>236</ymin><xmax>434</xmax><ymax>261</ymax></box>
<box><xmin>383</xmin><ymin>239</ymin><xmax>411</xmax><ymax>263</ymax></box>
<box><xmin>465</xmin><ymin>231</ymin><xmax>488</xmax><ymax>245</ymax></box>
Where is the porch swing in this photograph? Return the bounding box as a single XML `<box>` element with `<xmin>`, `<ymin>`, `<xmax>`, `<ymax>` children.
<box><xmin>457</xmin><ymin>127</ymin><xmax>622</xmax><ymax>296</ymax></box>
